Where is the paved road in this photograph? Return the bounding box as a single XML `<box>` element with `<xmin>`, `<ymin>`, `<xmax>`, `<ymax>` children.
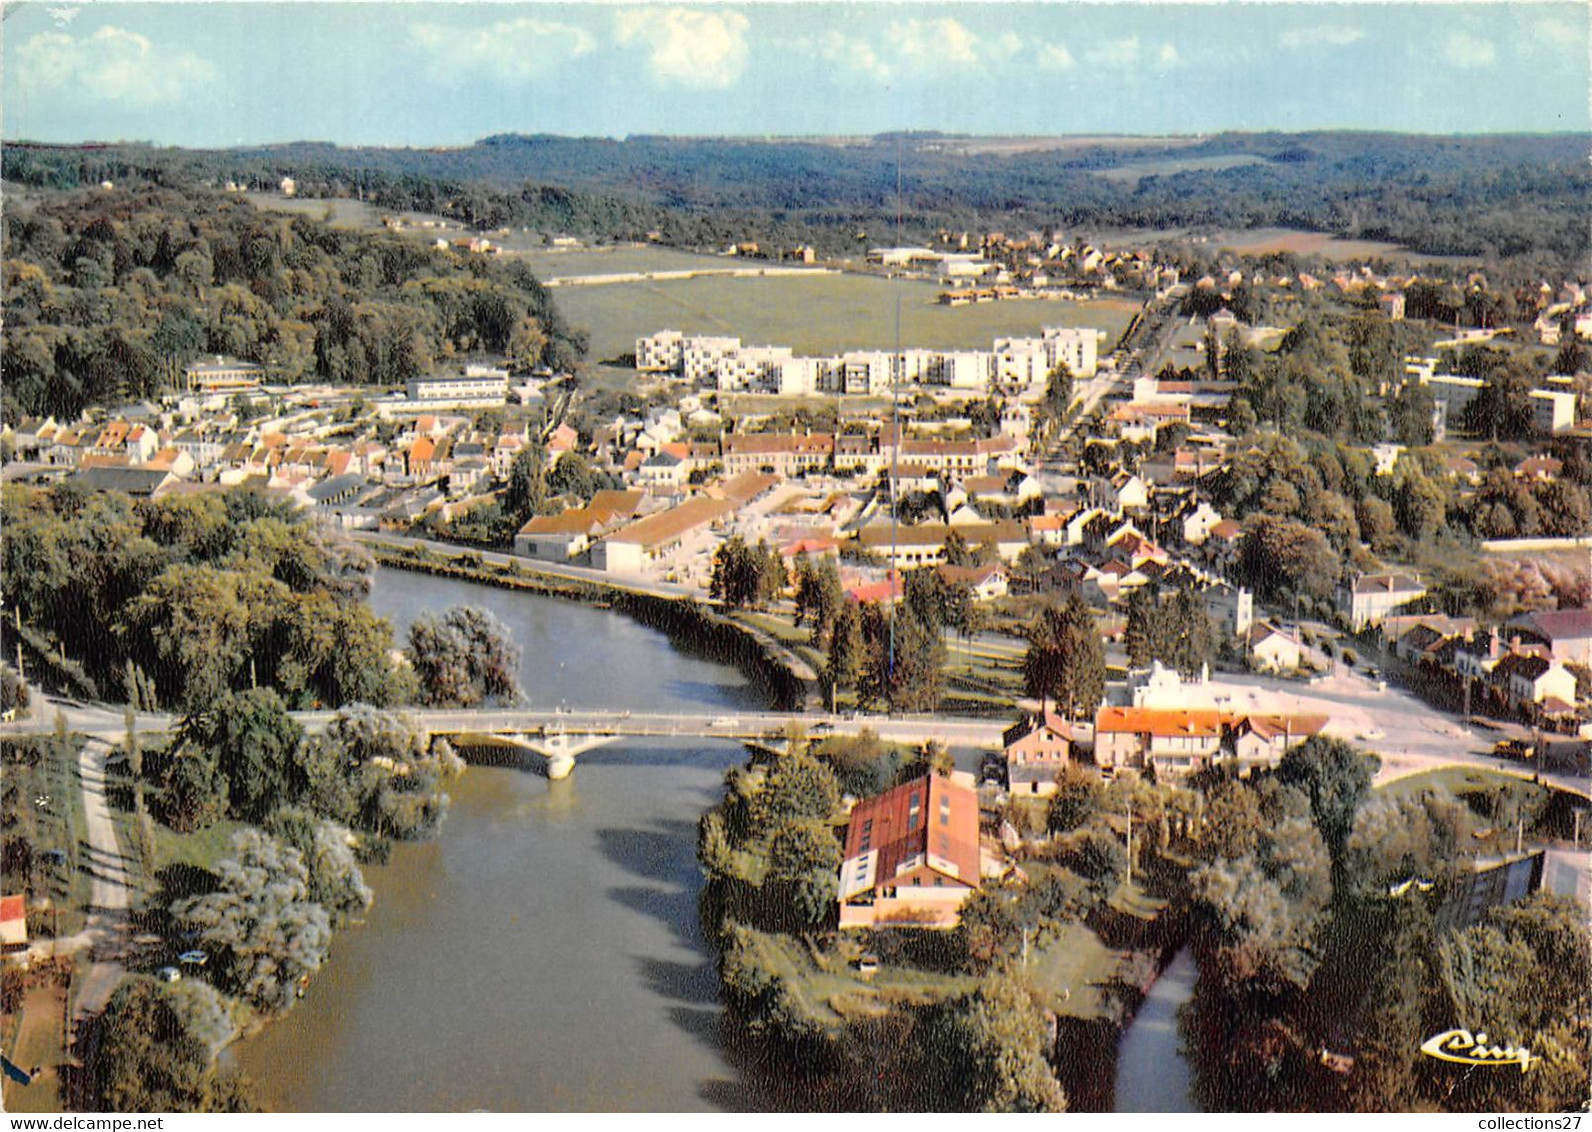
<box><xmin>70</xmin><ymin>738</ymin><xmax>134</xmax><ymax>1028</ymax></box>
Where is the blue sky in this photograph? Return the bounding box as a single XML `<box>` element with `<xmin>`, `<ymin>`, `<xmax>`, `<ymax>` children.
<box><xmin>4</xmin><ymin>2</ymin><xmax>1588</xmax><ymax>146</ymax></box>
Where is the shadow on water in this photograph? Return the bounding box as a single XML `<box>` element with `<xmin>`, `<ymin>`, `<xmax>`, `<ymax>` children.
<box><xmin>595</xmin><ymin>820</ymin><xmax>698</xmax><ymax>885</ymax></box>
<box><xmin>635</xmin><ymin>954</ymin><xmax>719</xmax><ymax>1004</ymax></box>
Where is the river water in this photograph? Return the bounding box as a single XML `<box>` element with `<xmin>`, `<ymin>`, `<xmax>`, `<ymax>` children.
<box><xmin>1114</xmin><ymin>947</ymin><xmax>1198</xmax><ymax>1112</ymax></box>
<box><xmin>236</xmin><ymin>568</ymin><xmax>765</xmax><ymax>1111</ymax></box>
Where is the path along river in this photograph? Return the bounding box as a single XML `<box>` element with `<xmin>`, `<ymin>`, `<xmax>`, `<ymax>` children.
<box><xmin>237</xmin><ymin>567</ymin><xmax>766</xmax><ymax>1111</ymax></box>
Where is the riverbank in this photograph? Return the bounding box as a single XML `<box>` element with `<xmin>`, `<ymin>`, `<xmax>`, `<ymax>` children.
<box><xmin>367</xmin><ymin>542</ymin><xmax>812</xmax><ymax>711</ymax></box>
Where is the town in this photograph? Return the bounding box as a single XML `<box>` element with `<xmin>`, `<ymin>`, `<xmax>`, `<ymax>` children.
<box><xmin>2</xmin><ymin>2</ymin><xmax>1590</xmax><ymax>1113</ymax></box>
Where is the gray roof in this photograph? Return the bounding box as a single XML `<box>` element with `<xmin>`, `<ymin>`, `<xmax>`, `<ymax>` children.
<box><xmin>69</xmin><ymin>466</ymin><xmax>176</xmax><ymax>497</ymax></box>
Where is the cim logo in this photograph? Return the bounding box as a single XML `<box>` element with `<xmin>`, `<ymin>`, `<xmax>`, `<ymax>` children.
<box><xmin>1420</xmin><ymin>1028</ymin><xmax>1539</xmax><ymax>1073</ymax></box>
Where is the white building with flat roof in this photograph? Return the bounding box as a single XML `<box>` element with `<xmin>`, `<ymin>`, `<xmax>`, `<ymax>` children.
<box><xmin>1043</xmin><ymin>326</ymin><xmax>1099</xmax><ymax>379</ymax></box>
<box><xmin>682</xmin><ymin>336</ymin><xmax>742</xmax><ymax>385</ymax></box>
<box><xmin>636</xmin><ymin>330</ymin><xmax>685</xmax><ymax>373</ymax></box>
<box><xmin>404</xmin><ymin>371</ymin><xmax>508</xmax><ymax>410</ymax></box>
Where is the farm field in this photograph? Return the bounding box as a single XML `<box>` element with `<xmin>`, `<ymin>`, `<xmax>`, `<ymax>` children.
<box><xmin>1090</xmin><ymin>153</ymin><xmax>1271</xmax><ymax>187</ymax></box>
<box><xmin>559</xmin><ymin>272</ymin><xmax>1141</xmax><ymax>363</ymax></box>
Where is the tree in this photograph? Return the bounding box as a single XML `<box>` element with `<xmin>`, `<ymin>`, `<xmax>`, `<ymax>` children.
<box><xmin>87</xmin><ymin>976</ymin><xmax>252</xmax><ymax>1113</ymax></box>
<box><xmin>180</xmin><ymin>688</ymin><xmax>304</xmax><ymax>824</ymax></box>
<box><xmin>171</xmin><ymin>830</ymin><xmax>333</xmax><ymax>1015</ymax></box>
<box><xmin>813</xmin><ymin>729</ymin><xmax>900</xmax><ymax>797</ymax></box>
<box><xmin>1063</xmin><ymin>827</ymin><xmax>1127</xmax><ymax>901</ymax></box>
<box><xmin>792</xmin><ymin>553</ymin><xmax>844</xmax><ymax>647</ymax></box>
<box><xmin>263</xmin><ymin>807</ymin><xmax>373</xmax><ymax>926</ymax></box>
<box><xmin>823</xmin><ymin>601</ymin><xmax>865</xmax><ymax>712</ymax></box>
<box><xmin>709</xmin><ymin>536</ymin><xmax>780</xmax><ymax>611</ymax></box>
<box><xmin>1234</xmin><ymin>515</ymin><xmax>1338</xmax><ymax>601</ymax></box>
<box><xmin>406</xmin><ymin>605</ymin><xmax>522</xmax><ymax>707</ymax></box>
<box><xmin>861</xmin><ymin>605</ymin><xmax>945</xmax><ymax>712</ymax></box>
<box><xmin>751</xmin><ymin>752</ymin><xmax>840</xmax><ymax>833</ymax></box>
<box><xmin>316</xmin><ymin>705</ymin><xmax>463</xmax><ymax>840</ymax></box>
<box><xmin>1275</xmin><ymin>735</ymin><xmax>1380</xmax><ymax>866</ymax></box>
<box><xmin>765</xmin><ymin>819</ymin><xmax>841</xmax><ymax>928</ymax></box>
<box><xmin>502</xmin><ymin>443</ymin><xmax>551</xmax><ymax>522</ymax></box>
<box><xmin>1022</xmin><ymin>595</ymin><xmax>1105</xmax><ymax>720</ymax></box>
<box><xmin>917</xmin><ymin>971</ymin><xmax>1069</xmax><ymax>1112</ymax></box>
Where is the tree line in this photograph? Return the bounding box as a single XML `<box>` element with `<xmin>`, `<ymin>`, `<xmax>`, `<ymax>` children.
<box><xmin>2</xmin><ymin>183</ymin><xmax>586</xmax><ymax>422</ymax></box>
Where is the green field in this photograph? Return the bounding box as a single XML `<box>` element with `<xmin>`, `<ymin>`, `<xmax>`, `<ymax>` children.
<box><xmin>1091</xmin><ymin>153</ymin><xmax>1271</xmax><ymax>187</ymax></box>
<box><xmin>557</xmin><ymin>272</ymin><xmax>1141</xmax><ymax>363</ymax></box>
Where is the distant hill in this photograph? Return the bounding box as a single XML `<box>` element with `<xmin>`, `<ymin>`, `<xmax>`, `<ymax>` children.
<box><xmin>5</xmin><ymin>131</ymin><xmax>1587</xmax><ymax>264</ymax></box>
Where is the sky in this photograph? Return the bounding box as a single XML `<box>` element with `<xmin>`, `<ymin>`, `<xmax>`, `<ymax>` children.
<box><xmin>3</xmin><ymin>1</ymin><xmax>1588</xmax><ymax>147</ymax></box>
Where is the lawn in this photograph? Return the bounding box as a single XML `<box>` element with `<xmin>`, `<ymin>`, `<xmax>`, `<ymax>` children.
<box><xmin>554</xmin><ymin>271</ymin><xmax>1141</xmax><ymax>363</ymax></box>
<box><xmin>1</xmin><ymin>735</ymin><xmax>91</xmax><ymax>938</ymax></box>
<box><xmin>1023</xmin><ymin>920</ymin><xmax>1128</xmax><ymax>1021</ymax></box>
<box><xmin>150</xmin><ymin>818</ymin><xmax>251</xmax><ymax>877</ymax></box>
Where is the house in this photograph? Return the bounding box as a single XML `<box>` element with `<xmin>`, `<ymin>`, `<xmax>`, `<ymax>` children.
<box><xmin>513</xmin><ymin>490</ymin><xmax>643</xmax><ymax>561</ymax></box>
<box><xmin>1248</xmin><ymin>622</ymin><xmax>1303</xmax><ymax>673</ymax></box>
<box><xmin>1493</xmin><ymin>653</ymin><xmax>1578</xmax><ymax>709</ymax></box>
<box><xmin>1093</xmin><ymin>707</ymin><xmax>1226</xmax><ymax>776</ymax></box>
<box><xmin>937</xmin><ymin>561</ymin><xmax>1009</xmax><ymax>602</ymax></box>
<box><xmin>838</xmin><ymin>774</ymin><xmax>981</xmax><ymax>930</ymax></box>
<box><xmin>1226</xmin><ymin>714</ymin><xmax>1329</xmax><ymax>771</ymax></box>
<box><xmin>1002</xmin><ymin>711</ymin><xmax>1076</xmax><ymax>796</ymax></box>
<box><xmin>593</xmin><ymin>496</ymin><xmax>732</xmax><ymax>575</ymax></box>
<box><xmin>1340</xmin><ymin>573</ymin><xmax>1426</xmax><ymax>631</ymax></box>
<box><xmin>0</xmin><ymin>894</ymin><xmax>25</xmax><ymax>947</ymax></box>
<box><xmin>1510</xmin><ymin>608</ymin><xmax>1592</xmax><ymax>667</ymax></box>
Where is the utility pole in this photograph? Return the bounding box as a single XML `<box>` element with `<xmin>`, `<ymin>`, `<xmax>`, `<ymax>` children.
<box><xmin>1124</xmin><ymin>793</ymin><xmax>1133</xmax><ymax>886</ymax></box>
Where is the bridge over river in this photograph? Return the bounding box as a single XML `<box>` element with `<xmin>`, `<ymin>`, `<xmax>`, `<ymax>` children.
<box><xmin>11</xmin><ymin>698</ymin><xmax>1008</xmax><ymax>779</ymax></box>
<box><xmin>294</xmin><ymin>707</ymin><xmax>1009</xmax><ymax>778</ymax></box>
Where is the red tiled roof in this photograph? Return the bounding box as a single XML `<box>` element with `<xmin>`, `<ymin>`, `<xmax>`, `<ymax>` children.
<box><xmin>1095</xmin><ymin>707</ymin><xmax>1227</xmax><ymax>737</ymax></box>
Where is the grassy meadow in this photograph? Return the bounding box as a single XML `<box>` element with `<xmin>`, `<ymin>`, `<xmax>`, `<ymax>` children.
<box><xmin>558</xmin><ymin>272</ymin><xmax>1141</xmax><ymax>363</ymax></box>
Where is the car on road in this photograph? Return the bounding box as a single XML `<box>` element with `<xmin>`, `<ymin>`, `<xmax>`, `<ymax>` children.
<box><xmin>711</xmin><ymin>716</ymin><xmax>738</xmax><ymax>728</ymax></box>
<box><xmin>1493</xmin><ymin>739</ymin><xmax>1536</xmax><ymax>761</ymax></box>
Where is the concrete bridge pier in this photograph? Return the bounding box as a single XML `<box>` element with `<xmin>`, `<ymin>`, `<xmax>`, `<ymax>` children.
<box><xmin>502</xmin><ymin>731</ymin><xmax>620</xmax><ymax>779</ymax></box>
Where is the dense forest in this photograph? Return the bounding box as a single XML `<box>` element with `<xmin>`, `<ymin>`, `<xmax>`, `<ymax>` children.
<box><xmin>5</xmin><ymin>131</ymin><xmax>1587</xmax><ymax>268</ymax></box>
<box><xmin>1</xmin><ymin>183</ymin><xmax>587</xmax><ymax>421</ymax></box>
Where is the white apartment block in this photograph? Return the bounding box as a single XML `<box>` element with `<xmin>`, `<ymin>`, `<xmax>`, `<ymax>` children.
<box><xmin>938</xmin><ymin>351</ymin><xmax>990</xmax><ymax>390</ymax></box>
<box><xmin>1529</xmin><ymin>389</ymin><xmax>1578</xmax><ymax>435</ymax></box>
<box><xmin>635</xmin><ymin>324</ymin><xmax>1104</xmax><ymax>396</ymax></box>
<box><xmin>716</xmin><ymin>346</ymin><xmax>795</xmax><ymax>392</ymax></box>
<box><xmin>404</xmin><ymin>372</ymin><xmax>508</xmax><ymax>409</ymax></box>
<box><xmin>841</xmin><ymin>351</ymin><xmax>893</xmax><ymax>395</ymax></box>
<box><xmin>636</xmin><ymin>330</ymin><xmax>685</xmax><ymax>372</ymax></box>
<box><xmin>682</xmin><ymin>337</ymin><xmax>743</xmax><ymax>385</ymax></box>
<box><xmin>991</xmin><ymin>338</ymin><xmax>1050</xmax><ymax>389</ymax></box>
<box><xmin>1042</xmin><ymin>326</ymin><xmax>1099</xmax><ymax>378</ymax></box>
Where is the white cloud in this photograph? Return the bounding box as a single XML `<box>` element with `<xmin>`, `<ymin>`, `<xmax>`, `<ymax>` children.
<box><xmin>1085</xmin><ymin>37</ymin><xmax>1141</xmax><ymax>67</ymax></box>
<box><xmin>1520</xmin><ymin>15</ymin><xmax>1581</xmax><ymax>56</ymax></box>
<box><xmin>409</xmin><ymin>18</ymin><xmax>594</xmax><ymax>84</ymax></box>
<box><xmin>1443</xmin><ymin>30</ymin><xmax>1497</xmax><ymax>68</ymax></box>
<box><xmin>811</xmin><ymin>30</ymin><xmax>892</xmax><ymax>82</ymax></box>
<box><xmin>1155</xmin><ymin>43</ymin><xmax>1179</xmax><ymax>66</ymax></box>
<box><xmin>614</xmin><ymin>7</ymin><xmax>750</xmax><ymax>89</ymax></box>
<box><xmin>13</xmin><ymin>25</ymin><xmax>217</xmax><ymax>107</ymax></box>
<box><xmin>889</xmin><ymin>18</ymin><xmax>980</xmax><ymax>68</ymax></box>
<box><xmin>1279</xmin><ymin>25</ymin><xmax>1366</xmax><ymax>50</ymax></box>
<box><xmin>1036</xmin><ymin>42</ymin><xmax>1076</xmax><ymax>72</ymax></box>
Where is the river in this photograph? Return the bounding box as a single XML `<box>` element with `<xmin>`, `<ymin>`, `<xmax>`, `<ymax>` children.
<box><xmin>1114</xmin><ymin>947</ymin><xmax>1198</xmax><ymax>1112</ymax></box>
<box><xmin>236</xmin><ymin>567</ymin><xmax>766</xmax><ymax>1111</ymax></box>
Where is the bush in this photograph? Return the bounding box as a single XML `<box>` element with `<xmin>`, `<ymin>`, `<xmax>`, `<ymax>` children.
<box><xmin>1341</xmin><ymin>648</ymin><xmax>1358</xmax><ymax>668</ymax></box>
